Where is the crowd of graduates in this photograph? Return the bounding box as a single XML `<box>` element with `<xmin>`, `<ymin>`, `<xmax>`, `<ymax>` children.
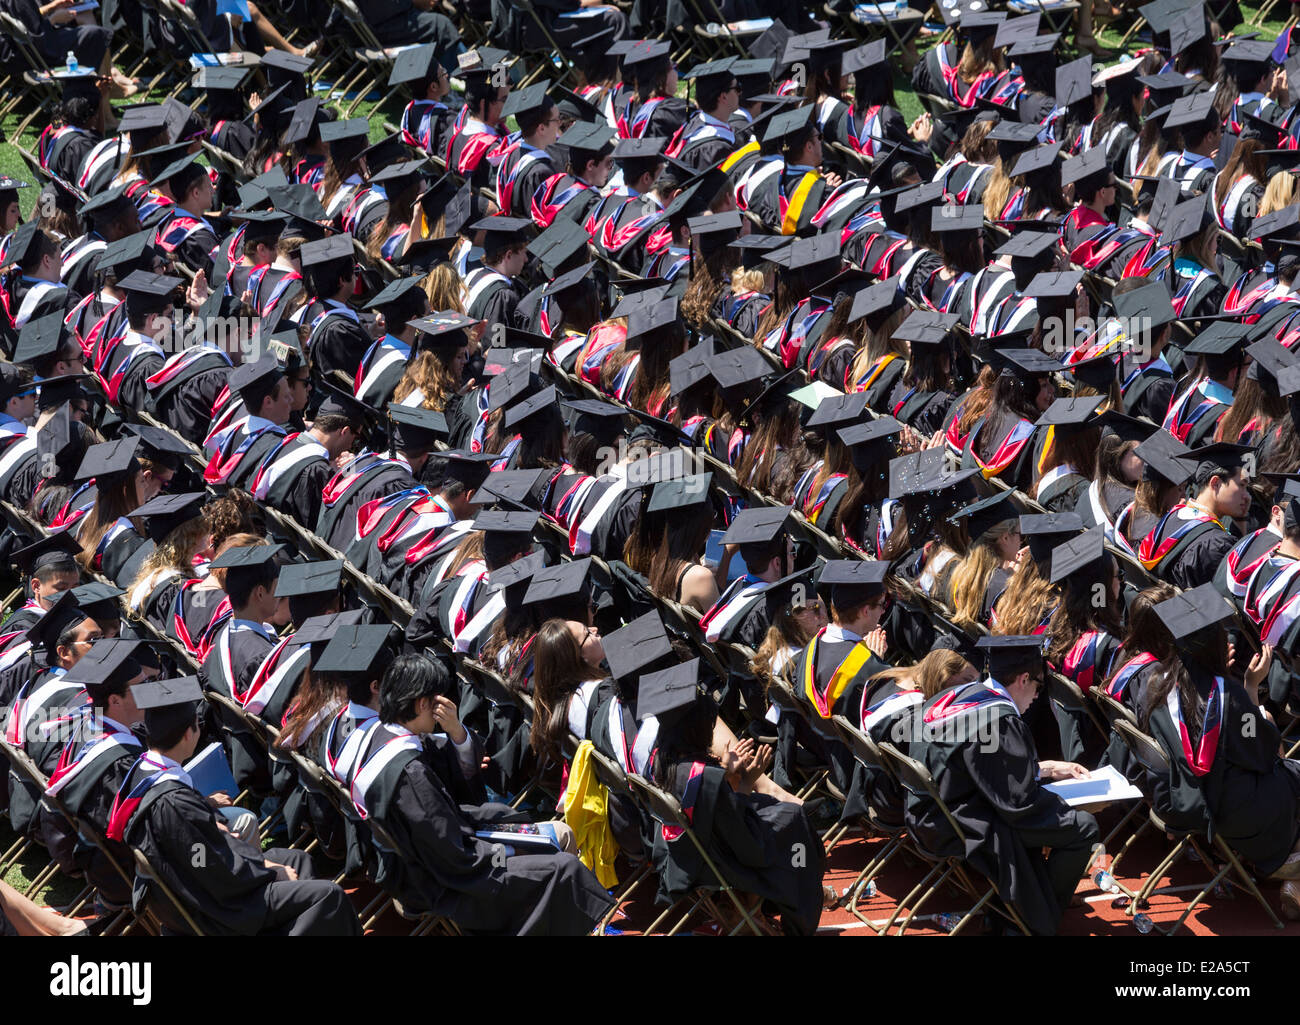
<box><xmin>4</xmin><ymin>0</ymin><xmax>1300</xmax><ymax>939</ymax></box>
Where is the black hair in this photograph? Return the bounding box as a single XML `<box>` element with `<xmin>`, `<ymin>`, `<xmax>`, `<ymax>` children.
<box><xmin>227</xmin><ymin>561</ymin><xmax>279</xmax><ymax>608</ymax></box>
<box><xmin>240</xmin><ymin>371</ymin><xmax>284</xmax><ymax>418</ymax></box>
<box><xmin>344</xmin><ymin>674</ymin><xmax>378</xmax><ymax>707</ymax></box>
<box><xmin>483</xmin><ymin>533</ymin><xmax>532</xmax><ymax>571</ymax></box>
<box><xmin>145</xmin><ymin>701</ymin><xmax>199</xmax><ymax>750</ymax></box>
<box><xmin>1182</xmin><ymin>110</ymin><xmax>1221</xmax><ymax>150</ymax></box>
<box><xmin>304</xmin><ymin>256</ymin><xmax>354</xmax><ymax>299</ymax></box>
<box><xmin>289</xmin><ymin>591</ymin><xmax>339</xmax><ymax>627</ymax></box>
<box><xmin>168</xmin><ymin>162</ymin><xmax>210</xmax><ymax>204</ymax></box>
<box><xmin>517</xmin><ymin>96</ymin><xmax>557</xmax><ymax>136</ymax></box>
<box><xmin>379</xmin><ymin>652</ymin><xmax>453</xmax><ymax>723</ymax></box>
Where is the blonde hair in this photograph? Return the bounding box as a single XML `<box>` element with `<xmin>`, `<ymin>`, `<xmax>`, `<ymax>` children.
<box><xmin>393</xmin><ymin>349</ymin><xmax>459</xmax><ymax>411</ymax></box>
<box><xmin>423</xmin><ymin>262</ymin><xmax>465</xmax><ymax>313</ymax></box>
<box><xmin>947</xmin><ymin>524</ymin><xmax>1014</xmax><ymax>630</ymax></box>
<box><xmin>1260</xmin><ymin>171</ymin><xmax>1298</xmax><ymax>219</ymax></box>
<box><xmin>870</xmin><ymin>648</ymin><xmax>977</xmax><ymax>700</ymax></box>
<box><xmin>730</xmin><ymin>266</ymin><xmax>767</xmax><ymax>294</ymax></box>
<box><xmin>992</xmin><ymin>557</ymin><xmax>1057</xmax><ymax>635</ymax></box>
<box><xmin>129</xmin><ymin>517</ymin><xmax>210</xmax><ymax>600</ymax></box>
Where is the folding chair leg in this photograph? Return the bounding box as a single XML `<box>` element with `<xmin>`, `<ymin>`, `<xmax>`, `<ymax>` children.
<box><xmin>896</xmin><ymin>861</ymin><xmax>958</xmax><ymax>935</ymax></box>
<box><xmin>597</xmin><ymin>860</ymin><xmax>652</xmax><ymax>933</ymax></box>
<box><xmin>21</xmin><ymin>860</ymin><xmax>62</xmax><ymax>899</ymax></box>
<box><xmin>846</xmin><ymin>836</ymin><xmax>903</xmax><ymax>933</ymax></box>
<box><xmin>882</xmin><ymin>858</ymin><xmax>947</xmax><ymax>935</ymax></box>
<box><xmin>1126</xmin><ymin>835</ymin><xmax>1190</xmax><ymax>915</ymax></box>
<box><xmin>0</xmin><ymin>834</ymin><xmax>31</xmax><ymax>876</ymax></box>
<box><xmin>1215</xmin><ymin>837</ymin><xmax>1285</xmax><ymax>931</ymax></box>
<box><xmin>361</xmin><ymin>896</ymin><xmax>394</xmax><ymax>932</ymax></box>
<box><xmin>1106</xmin><ymin>815</ymin><xmax>1152</xmax><ymax>881</ymax></box>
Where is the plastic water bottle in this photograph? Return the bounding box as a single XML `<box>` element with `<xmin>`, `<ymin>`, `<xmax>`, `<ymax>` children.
<box><xmin>66</xmin><ymin>51</ymin><xmax>78</xmax><ymax>74</ymax></box>
<box><xmin>1093</xmin><ymin>870</ymin><xmax>1118</xmax><ymax>894</ymax></box>
<box><xmin>1133</xmin><ymin>912</ymin><xmax>1154</xmax><ymax>934</ymax></box>
<box><xmin>936</xmin><ymin>912</ymin><xmax>961</xmax><ymax>933</ymax></box>
<box><xmin>860</xmin><ymin>880</ymin><xmax>877</xmax><ymax>899</ymax></box>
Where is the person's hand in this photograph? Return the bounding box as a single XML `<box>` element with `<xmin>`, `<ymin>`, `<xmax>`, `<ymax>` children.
<box><xmin>480</xmin><ymin>755</ymin><xmax>491</xmax><ymax>771</ymax></box>
<box><xmin>1039</xmin><ymin>760</ymin><xmax>1090</xmax><ymax>781</ymax></box>
<box><xmin>1016</xmin><ymin>544</ymin><xmax>1030</xmax><ymax>565</ymax></box>
<box><xmin>824</xmin><ymin>171</ymin><xmax>843</xmax><ymax>188</ymax></box>
<box><xmin>1246</xmin><ymin>644</ymin><xmax>1273</xmax><ymax>691</ymax></box>
<box><xmin>430</xmin><ymin>694</ymin><xmax>467</xmax><ymax>744</ymax></box>
<box><xmin>927</xmin><ymin>428</ymin><xmax>944</xmax><ymax>449</ymax></box>
<box><xmin>865</xmin><ymin>628</ymin><xmax>888</xmax><ymax>657</ymax></box>
<box><xmin>265</xmin><ymin>860</ymin><xmax>298</xmax><ymax>881</ymax></box>
<box><xmin>240</xmin><ymin>288</ymin><xmax>253</xmax><ymax>307</ymax></box>
<box><xmin>186</xmin><ymin>269</ymin><xmax>210</xmax><ymax>309</ymax></box>
<box><xmin>1269</xmin><ymin>66</ymin><xmax>1289</xmax><ymax>102</ymax></box>
<box><xmin>909</xmin><ymin>113</ymin><xmax>933</xmax><ymax>143</ymax></box>
<box><xmin>332</xmin><ymin>450</ymin><xmax>355</xmax><ymax>470</ymax></box>
<box><xmin>743</xmin><ymin>742</ymin><xmax>773</xmax><ymax>787</ymax></box>
<box><xmin>721</xmin><ymin>737</ymin><xmax>754</xmax><ymax>778</ymax></box>
<box><xmin>456</xmin><ymin>377</ymin><xmax>479</xmax><ymax>396</ymax></box>
<box><xmin>207</xmin><ymin>791</ymin><xmax>233</xmax><ymax>808</ymax></box>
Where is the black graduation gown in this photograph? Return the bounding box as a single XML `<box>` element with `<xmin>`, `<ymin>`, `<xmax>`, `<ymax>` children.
<box><xmin>7</xmin><ymin>667</ymin><xmax>87</xmax><ymax>834</ymax></box>
<box><xmin>310</xmin><ymin>307</ymin><xmax>374</xmax><ymax>386</ymax></box>
<box><xmin>200</xmin><ymin>620</ymin><xmax>277</xmax><ymax>794</ymax></box>
<box><xmin>855</xmin><ymin>678</ymin><xmax>924</xmax><ymax>829</ymax></box>
<box><xmin>1142</xmin><ymin>507</ymin><xmax>1238</xmax><ymax>591</ymax></box>
<box><xmin>1118</xmin><ymin>355</ymin><xmax>1176</xmax><ymax>423</ymax></box>
<box><xmin>38</xmin><ymin>724</ymin><xmax>142</xmax><ymax>906</ymax></box>
<box><xmin>650</xmin><ymin>760</ymin><xmax>826</xmax><ymax>935</ymax></box>
<box><xmin>495</xmin><ymin>143</ymin><xmax>556</xmax><ymax>219</ymax></box>
<box><xmin>357</xmin><ymin>724</ymin><xmax>614</xmax><ymax>935</ymax></box>
<box><xmin>317</xmin><ymin>457</ymin><xmax>419</xmax><ymax>553</ymax></box>
<box><xmin>120</xmin><ymin>768</ymin><xmax>360</xmax><ymax>936</ymax></box>
<box><xmin>1146</xmin><ymin>668</ymin><xmax>1300</xmax><ymax>874</ymax></box>
<box><xmin>150</xmin><ymin>351</ymin><xmax>233</xmax><ymax>445</ymax></box>
<box><xmin>884</xmin><ymin>379</ymin><xmax>954</xmax><ymax>438</ymax></box>
<box><xmin>96</xmin><ymin>527</ymin><xmax>152</xmax><ymax>590</ymax></box>
<box><xmin>907</xmin><ymin>682</ymin><xmax>1100</xmax><ymax>935</ymax></box>
<box><xmin>463</xmin><ymin>268</ymin><xmax>521</xmax><ymax>332</ymax></box>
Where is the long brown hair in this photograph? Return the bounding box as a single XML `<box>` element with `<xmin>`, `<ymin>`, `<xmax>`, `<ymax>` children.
<box><xmin>1214</xmin><ymin>138</ymin><xmax>1267</xmax><ymax>211</ymax></box>
<box><xmin>77</xmin><ymin>472</ymin><xmax>144</xmax><ymax>573</ymax></box>
<box><xmin>529</xmin><ymin>619</ymin><xmax>599</xmax><ymax>764</ymax></box>
<box><xmin>948</xmin><ymin>522</ymin><xmax>1015</xmax><ymax>629</ymax></box>
<box><xmin>870</xmin><ymin>648</ymin><xmax>977</xmax><ymax>701</ymax></box>
<box><xmin>277</xmin><ymin>669</ymin><xmax>342</xmax><ymax>751</ymax></box>
<box><xmin>994</xmin><ymin>556</ymin><xmax>1058</xmax><ymax>636</ymax></box>
<box><xmin>394</xmin><ymin>348</ymin><xmax>461</xmax><ymax>411</ymax></box>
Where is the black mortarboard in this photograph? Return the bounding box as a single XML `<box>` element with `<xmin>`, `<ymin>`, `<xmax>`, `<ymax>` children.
<box><xmin>65</xmin><ymin>636</ymin><xmax>144</xmax><ymax>691</ymax></box>
<box><xmin>95</xmin><ymin>230</ymin><xmax>156</xmax><ymax>277</ymax></box>
<box><xmin>762</xmin><ymin>104</ymin><xmax>814</xmax><ymax>147</ymax></box>
<box><xmin>1010</xmin><ymin>144</ymin><xmax>1061</xmax><ymax>178</ymax></box>
<box><xmin>636</xmin><ymin>659</ymin><xmax>704</xmax><ymax>724</ymax></box>
<box><xmin>806</xmin><ymin>391</ymin><xmax>868</xmax><ymax>433</ymax></box>
<box><xmin>558</xmin><ymin>120</ymin><xmax>615</xmax><ymax>159</ymax></box>
<box><xmin>67</xmin><ymin>582</ymin><xmax>124</xmax><ymax>624</ymax></box>
<box><xmin>131</xmin><ymin>675</ymin><xmax>203</xmax><ymax>711</ymax></box>
<box><xmin>368</xmin><ymin>158</ymin><xmax>431</xmax><ymax>194</ymax></box>
<box><xmin>1048</xmin><ymin>525</ymin><xmax>1107</xmax><ymax>584</ymax></box>
<box><xmin>708</xmin><ymin>346</ymin><xmax>772</xmax><ymax>397</ymax></box>
<box><xmin>77</xmin><ymin>183</ymin><xmax>133</xmax><ymax>220</ymax></box>
<box><xmin>395</xmin><ymin>236</ymin><xmax>458</xmax><ymax>273</ymax></box>
<box><xmin>1056</xmin><ymin>56</ymin><xmax>1094</xmax><ymax>109</ymax></box>
<box><xmin>313</xmin><ymin>624</ymin><xmax>396</xmax><ymax>679</ymax></box>
<box><xmin>1223</xmin><ymin>39</ymin><xmax>1276</xmax><ymax>67</ymax></box>
<box><xmin>237</xmin><ymin>166</ymin><xmax>291</xmax><ymax>209</ymax></box>
<box><xmin>1134</xmin><ymin>429</ymin><xmax>1192</xmax><ymax>487</ymax></box>
<box><xmin>472</xmin><ymin>509</ymin><xmax>540</xmax><ymax>537</ymax></box>
<box><xmin>622</xmin><ymin>39</ymin><xmax>672</xmax><ymax>71</ymax></box>
<box><xmin>669</xmin><ymin>347</ymin><xmax>713</xmax><ymax>395</ymax></box>
<box><xmin>1111</xmin><ymin>281</ymin><xmax>1176</xmax><ymax>329</ymax></box>
<box><xmin>819</xmin><ymin>559</ymin><xmax>889</xmax><ymax>604</ymax></box>
<box><xmin>472</xmin><ymin>470</ymin><xmax>548</xmax><ymax>512</ymax></box>
<box><xmin>357</xmin><ymin>134</ymin><xmax>414</xmax><ymax>176</ymax></box>
<box><xmin>625</xmin><ymin>298</ymin><xmax>680</xmax><ymax>347</ymax></box>
<box><xmin>1068</xmin><ymin>354</ymin><xmax>1119</xmax><ymax>394</ymax></box>
<box><xmin>470</xmin><ymin>214</ymin><xmax>533</xmax><ymax>254</ymax></box>
<box><xmin>275</xmin><ymin>559</ymin><xmax>344</xmax><ymax>599</ymax></box>
<box><xmin>563</xmin><ymin>398</ymin><xmax>627</xmax><ymax>437</ymax></box>
<box><xmin>1036</xmin><ymin>395</ymin><xmax>1102</xmax><ymax>433</ymax></box>
<box><xmin>74</xmin><ymin>437</ymin><xmax>140</xmax><ymax>484</ymax></box>
<box><xmin>502</xmin><ymin>385</ymin><xmax>558</xmax><ymax>429</ymax></box>
<box><xmin>131</xmin><ymin>491</ymin><xmax>205</xmax><ymax>543</ymax></box>
<box><xmin>527</xmin><ymin>218</ymin><xmax>590</xmax><ymax>276</ymax></box>
<box><xmin>1136</xmin><ymin>70</ymin><xmax>1196</xmax><ymax>97</ymax></box>
<box><xmin>1176</xmin><ymin>442</ymin><xmax>1256</xmax><ymax>477</ymax></box>
<box><xmin>1166</xmin><ymin>6</ymin><xmax>1206</xmax><ymax>57</ymax></box>
<box><xmin>13</xmin><ymin>529</ymin><xmax>81</xmax><ymax>576</ymax></box>
<box><xmin>122</xmin><ymin>423</ymin><xmax>192</xmax><ymax>465</ymax></box>
<box><xmin>5</xmin><ymin>223</ymin><xmax>42</xmax><ymax>267</ymax></box>
<box><xmin>1020</xmin><ymin>511</ymin><xmax>1084</xmax><ymax>566</ymax></box>
<box><xmin>720</xmin><ymin>505</ymin><xmax>790</xmax><ymax>545</ymax></box>
<box><xmin>552</xmin><ymin>85</ymin><xmax>603</xmax><ymax>124</ymax></box>
<box><xmin>230</xmin><ymin>354</ymin><xmax>284</xmax><ymax>405</ymax></box>
<box><xmin>997</xmin><ymin>347</ymin><xmax>1062</xmax><ymax>375</ymax></box>
<box><xmin>521</xmin><ymin>558</ymin><xmax>592</xmax><ymax>608</ymax></box>
<box><xmin>837</xmin><ymin>417</ymin><xmax>903</xmax><ymax>466</ymax></box>
<box><xmin>1153</xmin><ymin>583</ymin><xmax>1235</xmax><ymax>641</ymax></box>
<box><xmin>410</xmin><ymin>311</ymin><xmax>475</xmax><ymax>349</ymax></box>
<box><xmin>118</xmin><ymin>270</ymin><xmax>182</xmax><ymax>317</ymax></box>
<box><xmin>846</xmin><ymin>278</ymin><xmax>903</xmax><ymax>324</ymax></box>
<box><xmin>1185</xmin><ymin>320</ymin><xmax>1249</xmax><ymax>357</ymax></box>
<box><xmin>1061</xmin><ymin>146</ymin><xmax>1108</xmax><ymax>187</ymax></box>
<box><xmin>118</xmin><ymin>104</ymin><xmax>169</xmax><ymax>134</ymax></box>
<box><xmin>543</xmin><ymin>261</ymin><xmax>596</xmax><ymax>299</ymax></box>
<box><xmin>243</xmin><ymin>82</ymin><xmax>293</xmax><ymax>127</ymax></box>
<box><xmin>298</xmin><ymin>233</ymin><xmax>354</xmax><ymax>267</ymax></box>
<box><xmin>951</xmin><ymin>491</ymin><xmax>1019</xmax><ymax>539</ymax></box>
<box><xmin>931</xmin><ymin>204</ymin><xmax>984</xmax><ymax>233</ymax></box>
<box><xmin>988</xmin><ymin>120</ymin><xmax>1042</xmax><ymax>145</ymax></box>
<box><xmin>604</xmin><ymin>610</ymin><xmax>674</xmax><ymax>688</ymax></box>
<box><xmin>320</xmin><ymin>118</ymin><xmax>369</xmax><ymax>145</ymax></box>
<box><xmin>366</xmin><ymin>275</ymin><xmax>426</xmax><ymax>312</ymax></box>
<box><xmin>994</xmin><ymin>231</ymin><xmax>1061</xmax><ymax>261</ymax></box>
<box><xmin>14</xmin><ymin>313</ymin><xmax>71</xmax><ymax>369</ymax></box>
<box><xmin>192</xmin><ymin>65</ymin><xmax>249</xmax><ymax>92</ymax></box>
<box><xmin>1007</xmin><ymin>33</ymin><xmax>1060</xmax><ymax>58</ymax></box>
<box><xmin>389</xmin><ymin>405</ymin><xmax>448</xmax><ymax>448</ymax></box>
<box><xmin>688</xmin><ymin>210</ymin><xmax>743</xmax><ymax>253</ymax></box>
<box><xmin>975</xmin><ymin>634</ymin><xmax>1044</xmax><ymax>678</ymax></box>
<box><xmin>1164</xmin><ymin>90</ymin><xmax>1216</xmax><ymax>130</ymax></box>
<box><xmin>646</xmin><ymin>474</ymin><xmax>713</xmax><ymax>515</ymax></box>
<box><xmin>209</xmin><ymin>542</ymin><xmax>284</xmax><ymax>597</ymax></box>
<box><xmin>388</xmin><ymin>43</ymin><xmax>439</xmax><ymax>86</ymax></box>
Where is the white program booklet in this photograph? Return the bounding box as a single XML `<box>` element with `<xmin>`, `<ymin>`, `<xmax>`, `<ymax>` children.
<box><xmin>1044</xmin><ymin>764</ymin><xmax>1143</xmax><ymax>807</ymax></box>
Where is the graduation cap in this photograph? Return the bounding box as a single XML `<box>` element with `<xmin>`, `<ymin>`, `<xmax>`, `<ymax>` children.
<box><xmin>130</xmin><ymin>491</ymin><xmax>206</xmax><ymax>543</ymax></box>
<box><xmin>720</xmin><ymin>504</ymin><xmax>790</xmax><ymax>546</ymax></box>
<box><xmin>1134</xmin><ymin>428</ymin><xmax>1192</xmax><ymax>487</ymax></box>
<box><xmin>298</xmin><ymin>233</ymin><xmax>354</xmax><ymax>268</ymax></box>
<box><xmin>1223</xmin><ymin>38</ymin><xmax>1277</xmax><ymax>68</ymax></box>
<box><xmin>122</xmin><ymin>423</ymin><xmax>192</xmax><ymax>466</ymax></box>
<box><xmin>603</xmin><ymin>610</ymin><xmax>674</xmax><ymax>689</ymax></box>
<box><xmin>931</xmin><ymin>204</ymin><xmax>984</xmax><ymax>234</ymax></box>
<box><xmin>389</xmin><ymin>405</ymin><xmax>448</xmax><ymax>448</ymax></box>
<box><xmin>646</xmin><ymin>473</ymin><xmax>713</xmax><ymax>515</ymax></box>
<box><xmin>13</xmin><ymin>313</ymin><xmax>72</xmax><ymax>370</ymax></box>
<box><xmin>951</xmin><ymin>491</ymin><xmax>1019</xmax><ymax>539</ymax></box>
<box><xmin>558</xmin><ymin>120</ymin><xmax>615</xmax><ymax>159</ymax></box>
<box><xmin>281</xmin><ymin>98</ymin><xmax>325</xmax><ymax>147</ymax></box>
<box><xmin>806</xmin><ymin>392</ymin><xmax>869</xmax><ymax>435</ymax></box>
<box><xmin>520</xmin><ymin>557</ymin><xmax>593</xmax><ymax>609</ymax></box>
<box><xmin>819</xmin><ymin>559</ymin><xmax>889</xmax><ymax>607</ymax></box>
<box><xmin>119</xmin><ymin>104</ymin><xmax>169</xmax><ymax>135</ymax></box>
<box><xmin>293</xmin><ymin>610</ymin><xmax>365</xmax><ymax>649</ymax></box>
<box><xmin>77</xmin><ymin>182</ymin><xmax>133</xmax><ymax>221</ymax></box>
<box><xmin>410</xmin><ymin>311</ymin><xmax>475</xmax><ymax>351</ymax></box>
<box><xmin>502</xmin><ymin>385</ymin><xmax>558</xmax><ymax>430</ymax></box>
<box><xmin>842</xmin><ymin>40</ymin><xmax>886</xmax><ymax>77</ymax></box>
<box><xmin>365</xmin><ymin>275</ymin><xmax>426</xmax><ymax>314</ymax></box>
<box><xmin>472</xmin><ymin>508</ymin><xmax>540</xmax><ymax>538</ymax></box>
<box><xmin>229</xmin><ymin>354</ymin><xmax>284</xmax><ymax>407</ymax></box>
<box><xmin>626</xmin><ymin>297</ymin><xmax>681</xmax><ymax>348</ymax></box>
<box><xmin>1249</xmin><ymin>202</ymin><xmax>1300</xmax><ymax>241</ymax></box>
<box><xmin>319</xmin><ymin>118</ymin><xmax>369</xmax><ymax>147</ymax></box>
<box><xmin>131</xmin><ymin>675</ymin><xmax>203</xmax><ymax>711</ymax></box>
<box><xmin>1164</xmin><ymin>89</ymin><xmax>1216</xmax><ymax>130</ymax></box>
<box><xmin>25</xmin><ymin>589</ymin><xmax>91</xmax><ymax>652</ymax></box>
<box><xmin>994</xmin><ymin>231</ymin><xmax>1060</xmax><ymax>262</ymax></box>
<box><xmin>469</xmin><ymin>468</ymin><xmax>546</xmax><ymax>512</ymax></box>
<box><xmin>708</xmin><ymin>346</ymin><xmax>773</xmax><ymax>398</ymax></box>
<box><xmin>192</xmin><ymin>65</ymin><xmax>249</xmax><ymax>92</ymax></box>
<box><xmin>1184</xmin><ymin>320</ymin><xmax>1250</xmax><ymax>359</ymax></box>
<box><xmin>210</xmin><ymin>542</ymin><xmax>284</xmax><ymax>596</ymax></box>
<box><xmin>74</xmin><ymin>436</ymin><xmax>140</xmax><ymax>484</ymax></box>
<box><xmin>611</xmin><ymin>281</ymin><xmax>670</xmax><ymax>318</ymax></box>
<box><xmin>767</xmin><ymin>233</ymin><xmax>841</xmax><ymax>280</ymax></box>
<box><xmin>368</xmin><ymin>158</ymin><xmax>432</xmax><ymax>196</ymax></box>
<box><xmin>996</xmin><ymin>347</ymin><xmax>1062</xmax><ymax>376</ymax></box>
<box><xmin>395</xmin><ymin>236</ymin><xmax>459</xmax><ymax>274</ymax></box>
<box><xmin>669</xmin><ymin>347</ymin><xmax>713</xmax><ymax>395</ymax></box>
<box><xmin>1055</xmin><ymin>55</ymin><xmax>1095</xmax><ymax>111</ymax></box>
<box><xmin>1111</xmin><ymin>281</ymin><xmax>1177</xmax><ymax>329</ymax></box>
<box><xmin>1066</xmin><ymin>353</ymin><xmax>1119</xmax><ymax>394</ymax></box>
<box><xmin>552</xmin><ymin>85</ymin><xmax>603</xmax><ymax>124</ymax></box>
<box><xmin>842</xmin><ymin>278</ymin><xmax>900</xmax><ymax>326</ymax></box>
<box><xmin>988</xmin><ymin>120</ymin><xmax>1042</xmax><ymax>146</ymax></box>
<box><xmin>275</xmin><ymin>559</ymin><xmax>344</xmax><ymax>599</ymax></box>
<box><xmin>621</xmin><ymin>39</ymin><xmax>673</xmax><ymax>72</ymax></box>
<box><xmin>64</xmin><ymin>635</ymin><xmax>147</xmax><ymax>692</ymax></box>
<box><xmin>838</xmin><ymin>417</ymin><xmax>903</xmax><ymax>471</ymax></box>
<box><xmin>358</xmin><ymin>134</ymin><xmax>415</xmax><ymax>177</ymax></box>
<box><xmin>1166</xmin><ymin>6</ymin><xmax>1206</xmax><ymax>57</ymax></box>
<box><xmin>1010</xmin><ymin>144</ymin><xmax>1061</xmax><ymax>178</ymax></box>
<box><xmin>237</xmin><ymin>166</ymin><xmax>291</xmax><ymax>209</ymax></box>
<box><xmin>5</xmin><ymin>223</ymin><xmax>44</xmax><ymax>267</ymax></box>
<box><xmin>1048</xmin><ymin>525</ymin><xmax>1107</xmax><ymax>585</ymax></box>
<box><xmin>243</xmin><ymin>82</ymin><xmax>293</xmax><ymax>128</ymax></box>
<box><xmin>688</xmin><ymin>210</ymin><xmax>743</xmax><ymax>254</ymax></box>
<box><xmin>1176</xmin><ymin>442</ymin><xmax>1256</xmax><ymax>482</ymax></box>
<box><xmin>13</xmin><ymin>529</ymin><xmax>81</xmax><ymax>577</ymax></box>
<box><xmin>388</xmin><ymin>43</ymin><xmax>440</xmax><ymax>86</ymax></box>
<box><xmin>1061</xmin><ymin>146</ymin><xmax>1109</xmax><ymax>188</ymax></box>
<box><xmin>527</xmin><ymin>217</ymin><xmax>590</xmax><ymax>276</ymax></box>
<box><xmin>635</xmin><ymin>659</ymin><xmax>704</xmax><ymax>724</ymax></box>
<box><xmin>1007</xmin><ymin>32</ymin><xmax>1060</xmax><ymax>59</ymax></box>
<box><xmin>1153</xmin><ymin>583</ymin><xmax>1235</xmax><ymax>641</ymax></box>
<box><xmin>974</xmin><ymin>634</ymin><xmax>1044</xmax><ymax>679</ymax></box>
<box><xmin>894</xmin><ymin>179</ymin><xmax>946</xmax><ymax>215</ymax></box>
<box><xmin>762</xmin><ymin>104</ymin><xmax>815</xmax><ymax>148</ymax></box>
<box><xmin>1020</xmin><ymin>511</ymin><xmax>1084</xmax><ymax>566</ymax></box>
<box><xmin>470</xmin><ymin>214</ymin><xmax>533</xmax><ymax>254</ymax></box>
<box><xmin>313</xmin><ymin>624</ymin><xmax>396</xmax><ymax>680</ymax></box>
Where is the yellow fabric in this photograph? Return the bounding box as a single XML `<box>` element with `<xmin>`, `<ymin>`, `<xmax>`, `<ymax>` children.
<box><xmin>721</xmin><ymin>140</ymin><xmax>759</xmax><ymax>173</ymax></box>
<box><xmin>1036</xmin><ymin>424</ymin><xmax>1055</xmax><ymax>475</ymax></box>
<box><xmin>782</xmin><ymin>172</ymin><xmax>819</xmax><ymax>235</ymax></box>
<box><xmin>803</xmin><ymin>635</ymin><xmax>874</xmax><ymax>718</ymax></box>
<box><xmin>562</xmin><ymin>741</ymin><xmax>620</xmax><ymax>888</ymax></box>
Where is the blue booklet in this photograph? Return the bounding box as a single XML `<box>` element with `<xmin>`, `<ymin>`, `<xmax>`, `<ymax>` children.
<box><xmin>185</xmin><ymin>742</ymin><xmax>239</xmax><ymax>798</ymax></box>
<box><xmin>703</xmin><ymin>529</ymin><xmax>749</xmax><ymax>581</ymax></box>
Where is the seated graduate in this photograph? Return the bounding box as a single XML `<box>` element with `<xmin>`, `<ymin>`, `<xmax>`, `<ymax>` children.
<box><xmin>107</xmin><ymin>675</ymin><xmax>361</xmax><ymax>936</ymax></box>
<box><xmin>346</xmin><ymin>651</ymin><xmax>615</xmax><ymax>935</ymax></box>
<box><xmin>126</xmin><ymin>491</ymin><xmax>211</xmax><ymax>630</ymax></box>
<box><xmin>3</xmin><ymin>529</ymin><xmax>82</xmax><ymax>640</ymax></box>
<box><xmin>702</xmin><ymin>505</ymin><xmax>797</xmax><ymax>649</ymax></box>
<box><xmin>991</xmin><ymin>512</ymin><xmax>1076</xmax><ymax>636</ymax></box>
<box><xmin>72</xmin><ymin>436</ymin><xmax>165</xmax><ymax>588</ymax></box>
<box><xmin>298</xmin><ymin>233</ymin><xmax>371</xmax><ymax>387</ymax></box>
<box><xmin>1161</xmin><ymin>322</ymin><xmax>1246</xmax><ymax>448</ymax></box>
<box><xmin>620</xmin><ymin>473</ymin><xmax>719</xmax><ymax>614</ymax></box>
<box><xmin>1032</xmin><ymin>396</ymin><xmax>1103</xmax><ymax>514</ymax></box>
<box><xmin>959</xmin><ymin>346</ymin><xmax>1057</xmax><ymax>490</ymax></box>
<box><xmin>645</xmin><ymin>659</ymin><xmax>825</xmax><ymax>935</ymax></box>
<box><xmin>942</xmin><ymin>491</ymin><xmax>1022</xmax><ymax>631</ymax></box>
<box><xmin>393</xmin><ymin>44</ymin><xmax>455</xmax><ymax>159</ymax></box>
<box><xmin>494</xmin><ymin>84</ymin><xmax>560</xmax><ymax>219</ymax></box>
<box><xmin>907</xmin><ymin>634</ymin><xmax>1100</xmax><ymax>936</ymax></box>
<box><xmin>617</xmin><ymin>40</ymin><xmax>687</xmax><ymax>140</ymax></box>
<box><xmin>199</xmin><ymin>541</ymin><xmax>284</xmax><ymax>794</ymax></box>
<box><xmin>667</xmin><ymin>59</ymin><xmax>742</xmax><ymax>172</ymax></box>
<box><xmin>462</xmin><ymin>216</ymin><xmax>529</xmax><ymax>333</ymax></box>
<box><xmin>352</xmin><ymin>277</ymin><xmax>431</xmax><ymax>410</ymax></box>
<box><xmin>1100</xmin><ymin>581</ymin><xmax>1176</xmax><ymax>784</ymax></box>
<box><xmin>39</xmin><ymin>637</ymin><xmax>151</xmax><ymax>907</ymax></box>
<box><xmin>1142</xmin><ymin>586</ymin><xmax>1300</xmax><ymax>917</ymax></box>
<box><xmin>1138</xmin><ymin>442</ymin><xmax>1253</xmax><ymax>591</ymax></box>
